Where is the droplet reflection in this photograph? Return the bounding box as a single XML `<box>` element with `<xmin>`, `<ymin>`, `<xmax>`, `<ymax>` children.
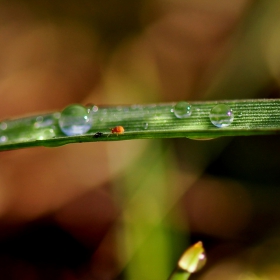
<box><xmin>173</xmin><ymin>101</ymin><xmax>192</xmax><ymax>118</ymax></box>
<box><xmin>0</xmin><ymin>136</ymin><xmax>7</xmax><ymax>143</ymax></box>
<box><xmin>209</xmin><ymin>104</ymin><xmax>234</xmax><ymax>128</ymax></box>
<box><xmin>0</xmin><ymin>122</ymin><xmax>7</xmax><ymax>130</ymax></box>
<box><xmin>58</xmin><ymin>104</ymin><xmax>92</xmax><ymax>136</ymax></box>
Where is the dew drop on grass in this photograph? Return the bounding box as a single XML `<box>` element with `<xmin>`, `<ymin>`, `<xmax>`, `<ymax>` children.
<box><xmin>144</xmin><ymin>123</ymin><xmax>148</xmax><ymax>129</ymax></box>
<box><xmin>88</xmin><ymin>105</ymin><xmax>98</xmax><ymax>114</ymax></box>
<box><xmin>173</xmin><ymin>101</ymin><xmax>192</xmax><ymax>118</ymax></box>
<box><xmin>0</xmin><ymin>136</ymin><xmax>7</xmax><ymax>143</ymax></box>
<box><xmin>209</xmin><ymin>104</ymin><xmax>234</xmax><ymax>128</ymax></box>
<box><xmin>34</xmin><ymin>116</ymin><xmax>54</xmax><ymax>128</ymax></box>
<box><xmin>53</xmin><ymin>112</ymin><xmax>61</xmax><ymax>119</ymax></box>
<box><xmin>36</xmin><ymin>128</ymin><xmax>56</xmax><ymax>140</ymax></box>
<box><xmin>58</xmin><ymin>104</ymin><xmax>92</xmax><ymax>136</ymax></box>
<box><xmin>0</xmin><ymin>122</ymin><xmax>7</xmax><ymax>130</ymax></box>
<box><xmin>36</xmin><ymin>116</ymin><xmax>43</xmax><ymax>123</ymax></box>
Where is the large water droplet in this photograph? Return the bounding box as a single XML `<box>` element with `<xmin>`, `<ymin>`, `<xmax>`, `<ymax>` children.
<box><xmin>173</xmin><ymin>101</ymin><xmax>192</xmax><ymax>118</ymax></box>
<box><xmin>58</xmin><ymin>104</ymin><xmax>92</xmax><ymax>136</ymax></box>
<box><xmin>209</xmin><ymin>104</ymin><xmax>234</xmax><ymax>128</ymax></box>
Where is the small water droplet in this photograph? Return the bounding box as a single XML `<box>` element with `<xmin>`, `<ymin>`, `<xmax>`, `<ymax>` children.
<box><xmin>54</xmin><ymin>112</ymin><xmax>61</xmax><ymax>119</ymax></box>
<box><xmin>92</xmin><ymin>105</ymin><xmax>98</xmax><ymax>112</ymax></box>
<box><xmin>238</xmin><ymin>112</ymin><xmax>243</xmax><ymax>117</ymax></box>
<box><xmin>0</xmin><ymin>135</ymin><xmax>7</xmax><ymax>143</ymax></box>
<box><xmin>144</xmin><ymin>123</ymin><xmax>148</xmax><ymax>129</ymax></box>
<box><xmin>0</xmin><ymin>122</ymin><xmax>7</xmax><ymax>130</ymax></box>
<box><xmin>58</xmin><ymin>104</ymin><xmax>92</xmax><ymax>136</ymax></box>
<box><xmin>88</xmin><ymin>105</ymin><xmax>99</xmax><ymax>114</ymax></box>
<box><xmin>34</xmin><ymin>116</ymin><xmax>54</xmax><ymax>128</ymax></box>
<box><xmin>36</xmin><ymin>128</ymin><xmax>56</xmax><ymax>140</ymax></box>
<box><xmin>209</xmin><ymin>104</ymin><xmax>234</xmax><ymax>128</ymax></box>
<box><xmin>173</xmin><ymin>101</ymin><xmax>192</xmax><ymax>118</ymax></box>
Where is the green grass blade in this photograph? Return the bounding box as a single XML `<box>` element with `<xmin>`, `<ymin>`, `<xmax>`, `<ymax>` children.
<box><xmin>168</xmin><ymin>241</ymin><xmax>206</xmax><ymax>280</ymax></box>
<box><xmin>0</xmin><ymin>99</ymin><xmax>280</xmax><ymax>151</ymax></box>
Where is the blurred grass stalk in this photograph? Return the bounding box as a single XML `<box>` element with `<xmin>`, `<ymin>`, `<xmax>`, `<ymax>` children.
<box><xmin>168</xmin><ymin>271</ymin><xmax>190</xmax><ymax>280</ymax></box>
<box><xmin>112</xmin><ymin>139</ymin><xmax>209</xmax><ymax>280</ymax></box>
<box><xmin>115</xmin><ymin>142</ymin><xmax>184</xmax><ymax>280</ymax></box>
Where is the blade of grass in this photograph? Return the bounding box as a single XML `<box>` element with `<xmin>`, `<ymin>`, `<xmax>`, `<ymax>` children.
<box><xmin>1</xmin><ymin>99</ymin><xmax>280</xmax><ymax>151</ymax></box>
<box><xmin>168</xmin><ymin>241</ymin><xmax>206</xmax><ymax>280</ymax></box>
<box><xmin>118</xmin><ymin>142</ymin><xmax>185</xmax><ymax>280</ymax></box>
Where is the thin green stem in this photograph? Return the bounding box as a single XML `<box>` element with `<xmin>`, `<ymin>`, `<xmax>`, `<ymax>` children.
<box><xmin>0</xmin><ymin>99</ymin><xmax>280</xmax><ymax>151</ymax></box>
<box><xmin>168</xmin><ymin>270</ymin><xmax>191</xmax><ymax>280</ymax></box>
<box><xmin>168</xmin><ymin>241</ymin><xmax>206</xmax><ymax>280</ymax></box>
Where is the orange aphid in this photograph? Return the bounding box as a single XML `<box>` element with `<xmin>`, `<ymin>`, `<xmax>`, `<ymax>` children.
<box><xmin>111</xmin><ymin>126</ymin><xmax>125</xmax><ymax>135</ymax></box>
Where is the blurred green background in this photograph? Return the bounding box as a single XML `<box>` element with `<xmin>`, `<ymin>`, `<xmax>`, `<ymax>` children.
<box><xmin>1</xmin><ymin>0</ymin><xmax>280</xmax><ymax>279</ymax></box>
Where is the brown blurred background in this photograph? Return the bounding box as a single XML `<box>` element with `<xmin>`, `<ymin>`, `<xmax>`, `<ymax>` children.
<box><xmin>1</xmin><ymin>0</ymin><xmax>280</xmax><ymax>279</ymax></box>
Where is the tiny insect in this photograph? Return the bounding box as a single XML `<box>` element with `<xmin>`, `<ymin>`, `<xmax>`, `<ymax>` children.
<box><xmin>110</xmin><ymin>126</ymin><xmax>125</xmax><ymax>135</ymax></box>
<box><xmin>93</xmin><ymin>132</ymin><xmax>103</xmax><ymax>138</ymax></box>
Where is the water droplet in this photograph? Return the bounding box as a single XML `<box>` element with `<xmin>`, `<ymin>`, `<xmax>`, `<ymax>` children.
<box><xmin>58</xmin><ymin>104</ymin><xmax>92</xmax><ymax>136</ymax></box>
<box><xmin>238</xmin><ymin>112</ymin><xmax>243</xmax><ymax>117</ymax></box>
<box><xmin>0</xmin><ymin>122</ymin><xmax>7</xmax><ymax>130</ymax></box>
<box><xmin>36</xmin><ymin>128</ymin><xmax>56</xmax><ymax>140</ymax></box>
<box><xmin>0</xmin><ymin>135</ymin><xmax>7</xmax><ymax>143</ymax></box>
<box><xmin>173</xmin><ymin>101</ymin><xmax>192</xmax><ymax>118</ymax></box>
<box><xmin>144</xmin><ymin>123</ymin><xmax>148</xmax><ymax>129</ymax></box>
<box><xmin>53</xmin><ymin>112</ymin><xmax>61</xmax><ymax>119</ymax></box>
<box><xmin>36</xmin><ymin>116</ymin><xmax>43</xmax><ymax>122</ymax></box>
<box><xmin>209</xmin><ymin>104</ymin><xmax>234</xmax><ymax>128</ymax></box>
<box><xmin>88</xmin><ymin>105</ymin><xmax>99</xmax><ymax>114</ymax></box>
<box><xmin>34</xmin><ymin>116</ymin><xmax>54</xmax><ymax>128</ymax></box>
<box><xmin>131</xmin><ymin>104</ymin><xmax>142</xmax><ymax>110</ymax></box>
<box><xmin>92</xmin><ymin>105</ymin><xmax>98</xmax><ymax>112</ymax></box>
